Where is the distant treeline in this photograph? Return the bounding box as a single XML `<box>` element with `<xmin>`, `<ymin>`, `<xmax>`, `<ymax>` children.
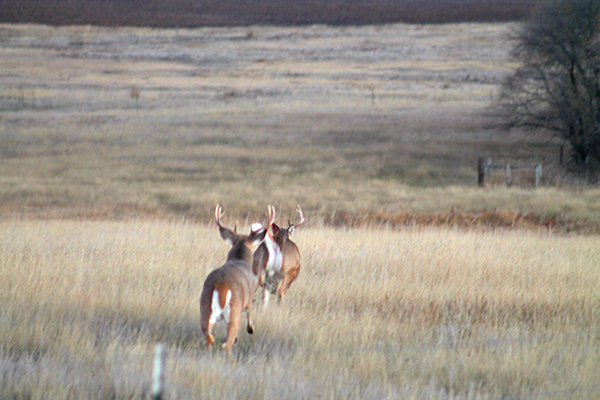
<box><xmin>1</xmin><ymin>0</ymin><xmax>539</xmax><ymax>27</ymax></box>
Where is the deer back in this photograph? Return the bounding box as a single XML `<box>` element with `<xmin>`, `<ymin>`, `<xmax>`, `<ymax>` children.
<box><xmin>200</xmin><ymin>258</ymin><xmax>256</xmax><ymax>315</ymax></box>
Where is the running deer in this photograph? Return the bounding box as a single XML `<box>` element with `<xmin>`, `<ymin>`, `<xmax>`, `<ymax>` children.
<box><xmin>253</xmin><ymin>205</ymin><xmax>305</xmax><ymax>308</ymax></box>
<box><xmin>199</xmin><ymin>205</ymin><xmax>273</xmax><ymax>354</ymax></box>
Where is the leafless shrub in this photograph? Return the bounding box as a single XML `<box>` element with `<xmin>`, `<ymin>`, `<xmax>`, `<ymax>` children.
<box><xmin>497</xmin><ymin>0</ymin><xmax>600</xmax><ymax>181</ymax></box>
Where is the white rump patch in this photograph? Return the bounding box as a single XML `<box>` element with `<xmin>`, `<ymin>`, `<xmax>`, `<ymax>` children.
<box><xmin>209</xmin><ymin>289</ymin><xmax>232</xmax><ymax>325</ymax></box>
<box><xmin>264</xmin><ymin>235</ymin><xmax>283</xmax><ymax>276</ymax></box>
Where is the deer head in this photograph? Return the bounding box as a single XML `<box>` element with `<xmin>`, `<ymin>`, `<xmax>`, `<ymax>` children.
<box><xmin>272</xmin><ymin>205</ymin><xmax>305</xmax><ymax>241</ymax></box>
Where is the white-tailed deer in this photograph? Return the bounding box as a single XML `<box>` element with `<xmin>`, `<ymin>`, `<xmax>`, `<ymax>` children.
<box><xmin>253</xmin><ymin>205</ymin><xmax>305</xmax><ymax>308</ymax></box>
<box><xmin>199</xmin><ymin>205</ymin><xmax>273</xmax><ymax>354</ymax></box>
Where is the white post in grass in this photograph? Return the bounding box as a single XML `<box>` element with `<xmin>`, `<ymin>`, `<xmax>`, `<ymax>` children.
<box><xmin>152</xmin><ymin>343</ymin><xmax>166</xmax><ymax>400</ymax></box>
<box><xmin>535</xmin><ymin>164</ymin><xmax>542</xmax><ymax>188</ymax></box>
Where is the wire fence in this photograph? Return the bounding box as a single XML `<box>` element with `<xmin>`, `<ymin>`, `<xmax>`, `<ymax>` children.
<box><xmin>478</xmin><ymin>157</ymin><xmax>544</xmax><ymax>188</ymax></box>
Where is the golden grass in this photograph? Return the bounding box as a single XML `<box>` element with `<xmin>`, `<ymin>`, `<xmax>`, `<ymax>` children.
<box><xmin>1</xmin><ymin>22</ymin><xmax>600</xmax><ymax>397</ymax></box>
<box><xmin>1</xmin><ymin>220</ymin><xmax>599</xmax><ymax>399</ymax></box>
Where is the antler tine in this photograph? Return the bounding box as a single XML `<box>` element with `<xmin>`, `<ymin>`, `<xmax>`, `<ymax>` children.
<box><xmin>215</xmin><ymin>204</ymin><xmax>226</xmax><ymax>228</ymax></box>
<box><xmin>267</xmin><ymin>205</ymin><xmax>276</xmax><ymax>227</ymax></box>
<box><xmin>288</xmin><ymin>204</ymin><xmax>306</xmax><ymax>229</ymax></box>
<box><xmin>296</xmin><ymin>204</ymin><xmax>305</xmax><ymax>225</ymax></box>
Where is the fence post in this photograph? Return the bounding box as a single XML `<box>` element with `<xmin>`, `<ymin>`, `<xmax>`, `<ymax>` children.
<box><xmin>152</xmin><ymin>343</ymin><xmax>167</xmax><ymax>400</ymax></box>
<box><xmin>535</xmin><ymin>164</ymin><xmax>542</xmax><ymax>188</ymax></box>
<box><xmin>506</xmin><ymin>163</ymin><xmax>511</xmax><ymax>187</ymax></box>
<box><xmin>560</xmin><ymin>145</ymin><xmax>564</xmax><ymax>165</ymax></box>
<box><xmin>477</xmin><ymin>158</ymin><xmax>485</xmax><ymax>187</ymax></box>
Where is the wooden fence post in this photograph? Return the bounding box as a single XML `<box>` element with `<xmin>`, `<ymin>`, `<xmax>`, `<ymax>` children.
<box><xmin>506</xmin><ymin>163</ymin><xmax>511</xmax><ymax>187</ymax></box>
<box><xmin>152</xmin><ymin>344</ymin><xmax>167</xmax><ymax>400</ymax></box>
<box><xmin>560</xmin><ymin>145</ymin><xmax>564</xmax><ymax>165</ymax></box>
<box><xmin>477</xmin><ymin>158</ymin><xmax>485</xmax><ymax>187</ymax></box>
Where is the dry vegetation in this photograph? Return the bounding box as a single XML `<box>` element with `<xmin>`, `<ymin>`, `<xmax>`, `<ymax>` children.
<box><xmin>1</xmin><ymin>23</ymin><xmax>599</xmax><ymax>229</ymax></box>
<box><xmin>1</xmin><ymin>22</ymin><xmax>600</xmax><ymax>398</ymax></box>
<box><xmin>0</xmin><ymin>220</ymin><xmax>599</xmax><ymax>399</ymax></box>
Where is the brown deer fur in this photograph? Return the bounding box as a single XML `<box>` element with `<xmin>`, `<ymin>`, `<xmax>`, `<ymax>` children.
<box><xmin>199</xmin><ymin>205</ymin><xmax>269</xmax><ymax>354</ymax></box>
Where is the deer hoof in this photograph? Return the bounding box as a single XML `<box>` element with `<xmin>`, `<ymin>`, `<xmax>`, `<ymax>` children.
<box><xmin>206</xmin><ymin>334</ymin><xmax>215</xmax><ymax>347</ymax></box>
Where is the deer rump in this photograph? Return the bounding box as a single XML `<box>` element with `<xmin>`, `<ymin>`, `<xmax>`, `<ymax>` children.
<box><xmin>200</xmin><ymin>260</ymin><xmax>255</xmax><ymax>331</ymax></box>
<box><xmin>255</xmin><ymin>235</ymin><xmax>300</xmax><ymax>299</ymax></box>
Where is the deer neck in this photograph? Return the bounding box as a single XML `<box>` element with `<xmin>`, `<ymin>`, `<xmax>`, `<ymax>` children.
<box><xmin>226</xmin><ymin>243</ymin><xmax>253</xmax><ymax>266</ymax></box>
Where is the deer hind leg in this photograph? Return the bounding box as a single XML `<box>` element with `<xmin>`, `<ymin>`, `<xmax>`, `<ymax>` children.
<box><xmin>200</xmin><ymin>313</ymin><xmax>215</xmax><ymax>349</ymax></box>
<box><xmin>276</xmin><ymin>285</ymin><xmax>285</xmax><ymax>304</ymax></box>
<box><xmin>262</xmin><ymin>287</ymin><xmax>271</xmax><ymax>310</ymax></box>
<box><xmin>276</xmin><ymin>276</ymin><xmax>289</xmax><ymax>303</ymax></box>
<box><xmin>223</xmin><ymin>315</ymin><xmax>241</xmax><ymax>355</ymax></box>
<box><xmin>205</xmin><ymin>323</ymin><xmax>215</xmax><ymax>348</ymax></box>
<box><xmin>200</xmin><ymin>302</ymin><xmax>215</xmax><ymax>349</ymax></box>
<box><xmin>277</xmin><ymin>268</ymin><xmax>299</xmax><ymax>303</ymax></box>
<box><xmin>246</xmin><ymin>306</ymin><xmax>254</xmax><ymax>334</ymax></box>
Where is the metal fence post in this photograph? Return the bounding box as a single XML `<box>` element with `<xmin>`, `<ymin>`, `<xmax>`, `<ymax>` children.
<box><xmin>152</xmin><ymin>344</ymin><xmax>167</xmax><ymax>400</ymax></box>
<box><xmin>535</xmin><ymin>164</ymin><xmax>542</xmax><ymax>188</ymax></box>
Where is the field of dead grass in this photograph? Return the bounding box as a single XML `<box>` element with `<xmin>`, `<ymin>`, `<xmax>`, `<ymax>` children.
<box><xmin>0</xmin><ymin>219</ymin><xmax>599</xmax><ymax>399</ymax></box>
<box><xmin>1</xmin><ymin>22</ymin><xmax>600</xmax><ymax>398</ymax></box>
<box><xmin>3</xmin><ymin>22</ymin><xmax>599</xmax><ymax>228</ymax></box>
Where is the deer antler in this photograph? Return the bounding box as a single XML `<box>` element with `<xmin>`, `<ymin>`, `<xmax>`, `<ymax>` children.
<box><xmin>287</xmin><ymin>205</ymin><xmax>305</xmax><ymax>229</ymax></box>
<box><xmin>216</xmin><ymin>204</ymin><xmax>236</xmax><ymax>231</ymax></box>
<box><xmin>267</xmin><ymin>205</ymin><xmax>276</xmax><ymax>227</ymax></box>
<box><xmin>215</xmin><ymin>204</ymin><xmax>225</xmax><ymax>228</ymax></box>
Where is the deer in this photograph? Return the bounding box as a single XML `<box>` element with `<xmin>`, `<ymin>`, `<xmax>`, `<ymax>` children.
<box><xmin>199</xmin><ymin>205</ymin><xmax>273</xmax><ymax>355</ymax></box>
<box><xmin>252</xmin><ymin>205</ymin><xmax>305</xmax><ymax>308</ymax></box>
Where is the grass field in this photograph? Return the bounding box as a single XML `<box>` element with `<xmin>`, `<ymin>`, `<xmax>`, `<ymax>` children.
<box><xmin>1</xmin><ymin>22</ymin><xmax>600</xmax><ymax>399</ymax></box>
<box><xmin>0</xmin><ymin>220</ymin><xmax>599</xmax><ymax>399</ymax></box>
<box><xmin>1</xmin><ymin>23</ymin><xmax>599</xmax><ymax>228</ymax></box>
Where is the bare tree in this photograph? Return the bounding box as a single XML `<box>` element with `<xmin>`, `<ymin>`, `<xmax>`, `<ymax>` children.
<box><xmin>498</xmin><ymin>0</ymin><xmax>600</xmax><ymax>179</ymax></box>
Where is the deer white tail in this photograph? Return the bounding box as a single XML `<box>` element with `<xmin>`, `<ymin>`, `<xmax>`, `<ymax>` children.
<box><xmin>209</xmin><ymin>289</ymin><xmax>232</xmax><ymax>325</ymax></box>
<box><xmin>264</xmin><ymin>235</ymin><xmax>283</xmax><ymax>275</ymax></box>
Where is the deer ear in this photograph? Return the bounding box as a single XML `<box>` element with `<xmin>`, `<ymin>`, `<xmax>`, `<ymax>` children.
<box><xmin>249</xmin><ymin>227</ymin><xmax>267</xmax><ymax>246</ymax></box>
<box><xmin>288</xmin><ymin>226</ymin><xmax>295</xmax><ymax>238</ymax></box>
<box><xmin>218</xmin><ymin>226</ymin><xmax>237</xmax><ymax>246</ymax></box>
<box><xmin>272</xmin><ymin>223</ymin><xmax>281</xmax><ymax>236</ymax></box>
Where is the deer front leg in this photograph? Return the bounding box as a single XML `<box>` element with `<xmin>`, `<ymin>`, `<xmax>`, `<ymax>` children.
<box><xmin>262</xmin><ymin>287</ymin><xmax>271</xmax><ymax>310</ymax></box>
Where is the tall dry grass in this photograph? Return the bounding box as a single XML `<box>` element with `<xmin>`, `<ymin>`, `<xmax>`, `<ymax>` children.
<box><xmin>1</xmin><ymin>220</ymin><xmax>599</xmax><ymax>399</ymax></box>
